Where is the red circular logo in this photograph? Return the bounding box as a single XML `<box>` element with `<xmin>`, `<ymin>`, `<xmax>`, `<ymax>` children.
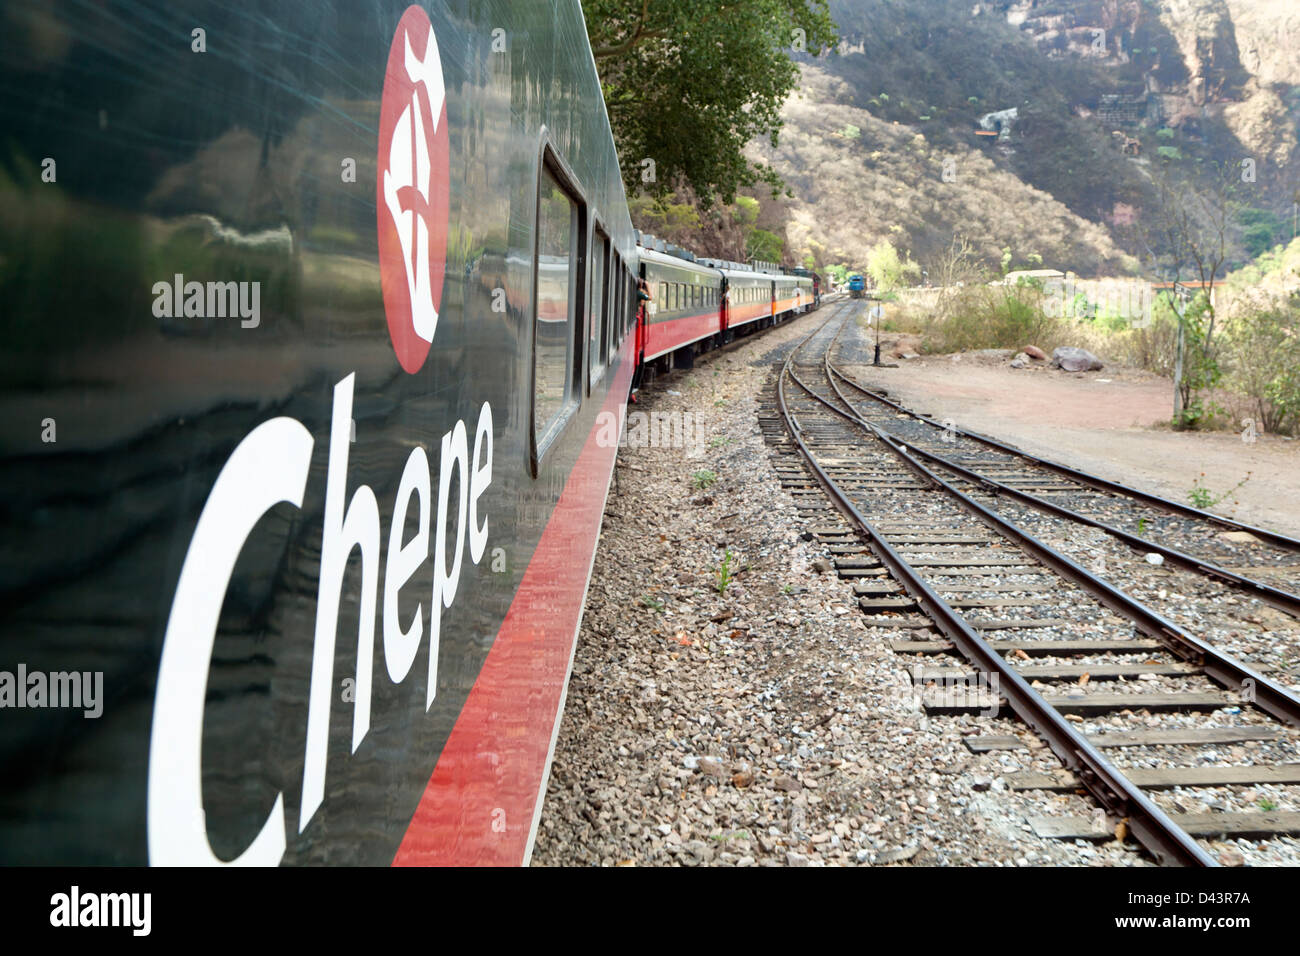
<box><xmin>377</xmin><ymin>5</ymin><xmax>450</xmax><ymax>374</ymax></box>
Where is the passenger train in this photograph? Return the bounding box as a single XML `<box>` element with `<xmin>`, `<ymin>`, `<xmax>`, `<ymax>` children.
<box><xmin>0</xmin><ymin>0</ymin><xmax>817</xmax><ymax>866</ymax></box>
<box><xmin>636</xmin><ymin>245</ymin><xmax>817</xmax><ymax>369</ymax></box>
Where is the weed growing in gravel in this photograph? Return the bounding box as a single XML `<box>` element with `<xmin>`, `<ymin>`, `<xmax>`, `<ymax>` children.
<box><xmin>692</xmin><ymin>469</ymin><xmax>718</xmax><ymax>489</ymax></box>
<box><xmin>1187</xmin><ymin>471</ymin><xmax>1252</xmax><ymax>509</ymax></box>
<box><xmin>715</xmin><ymin>549</ymin><xmax>737</xmax><ymax>594</ymax></box>
<box><xmin>1258</xmin><ymin>797</ymin><xmax>1279</xmax><ymax>811</ymax></box>
<box><xmin>641</xmin><ymin>594</ymin><xmax>665</xmax><ymax>613</ymax></box>
<box><xmin>713</xmin><ymin>398</ymin><xmax>727</xmax><ymax>407</ymax></box>
<box><xmin>782</xmin><ymin>584</ymin><xmax>794</xmax><ymax>594</ymax></box>
<box><xmin>709</xmin><ymin>436</ymin><xmax>734</xmax><ymax>448</ymax></box>
<box><xmin>1137</xmin><ymin>517</ymin><xmax>1149</xmax><ymax>535</ymax></box>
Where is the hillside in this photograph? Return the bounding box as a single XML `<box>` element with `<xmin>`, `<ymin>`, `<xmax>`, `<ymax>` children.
<box><xmin>734</xmin><ymin>0</ymin><xmax>1300</xmax><ymax>276</ymax></box>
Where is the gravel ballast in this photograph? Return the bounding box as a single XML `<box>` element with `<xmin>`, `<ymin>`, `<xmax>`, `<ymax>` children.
<box><xmin>531</xmin><ymin>311</ymin><xmax>1153</xmax><ymax>867</ymax></box>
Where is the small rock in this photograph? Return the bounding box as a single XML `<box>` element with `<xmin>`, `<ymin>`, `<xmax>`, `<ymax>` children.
<box><xmin>1217</xmin><ymin>846</ymin><xmax>1245</xmax><ymax>867</ymax></box>
<box><xmin>1022</xmin><ymin>344</ymin><xmax>1048</xmax><ymax>360</ymax></box>
<box><xmin>873</xmin><ymin>844</ymin><xmax>920</xmax><ymax>865</ymax></box>
<box><xmin>786</xmin><ymin>851</ymin><xmax>810</xmax><ymax>867</ymax></box>
<box><xmin>698</xmin><ymin>756</ymin><xmax>725</xmax><ymax>778</ymax></box>
<box><xmin>773</xmin><ymin>774</ymin><xmax>802</xmax><ymax>792</ymax></box>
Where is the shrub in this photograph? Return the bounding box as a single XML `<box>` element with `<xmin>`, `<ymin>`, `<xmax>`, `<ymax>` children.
<box><xmin>921</xmin><ymin>282</ymin><xmax>1064</xmax><ymax>353</ymax></box>
<box><xmin>1222</xmin><ymin>300</ymin><xmax>1300</xmax><ymax>435</ymax></box>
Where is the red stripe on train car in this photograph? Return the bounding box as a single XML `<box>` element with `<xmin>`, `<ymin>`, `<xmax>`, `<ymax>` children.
<box><xmin>392</xmin><ymin>340</ymin><xmax>634</xmax><ymax>866</ymax></box>
<box><xmin>644</xmin><ymin>308</ymin><xmax>719</xmax><ymax>358</ymax></box>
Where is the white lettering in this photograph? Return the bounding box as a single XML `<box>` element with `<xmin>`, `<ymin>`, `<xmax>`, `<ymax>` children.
<box><xmin>149</xmin><ymin>416</ymin><xmax>312</xmax><ymax>865</ymax></box>
<box><xmin>301</xmin><ymin>374</ymin><xmax>381</xmax><ymax>831</ymax></box>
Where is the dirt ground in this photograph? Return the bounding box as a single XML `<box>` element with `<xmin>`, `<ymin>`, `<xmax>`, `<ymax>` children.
<box><xmin>838</xmin><ymin>328</ymin><xmax>1300</xmax><ymax>538</ymax></box>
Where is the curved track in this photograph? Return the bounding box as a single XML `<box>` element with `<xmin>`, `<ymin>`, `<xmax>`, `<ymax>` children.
<box><xmin>825</xmin><ymin>348</ymin><xmax>1300</xmax><ymax>618</ymax></box>
<box><xmin>770</xmin><ymin>304</ymin><xmax>1300</xmax><ymax>866</ymax></box>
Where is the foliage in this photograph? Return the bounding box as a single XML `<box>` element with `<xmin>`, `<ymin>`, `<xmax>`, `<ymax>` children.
<box><xmin>691</xmin><ymin>469</ymin><xmax>718</xmax><ymax>489</ymax></box>
<box><xmin>826</xmin><ymin>263</ymin><xmax>852</xmax><ymax>285</ymax></box>
<box><xmin>921</xmin><ymin>282</ymin><xmax>1064</xmax><ymax>353</ymax></box>
<box><xmin>865</xmin><ymin>239</ymin><xmax>919</xmax><ymax>293</ymax></box>
<box><xmin>1167</xmin><ymin>293</ymin><xmax>1223</xmax><ymax>429</ymax></box>
<box><xmin>1222</xmin><ymin>297</ymin><xmax>1300</xmax><ymax>435</ymax></box>
<box><xmin>1139</xmin><ymin>162</ymin><xmax>1242</xmax><ymax>429</ymax></box>
<box><xmin>628</xmin><ymin>195</ymin><xmax>702</xmax><ymax>242</ymax></box>
<box><xmin>1239</xmin><ymin>207</ymin><xmax>1284</xmax><ymax>259</ymax></box>
<box><xmin>1187</xmin><ymin>472</ymin><xmax>1251</xmax><ymax>510</ymax></box>
<box><xmin>714</xmin><ymin>549</ymin><xmax>737</xmax><ymax>595</ymax></box>
<box><xmin>584</xmin><ymin>0</ymin><xmax>838</xmax><ymax>205</ymax></box>
<box><xmin>747</xmin><ymin>227</ymin><xmax>784</xmax><ymax>262</ymax></box>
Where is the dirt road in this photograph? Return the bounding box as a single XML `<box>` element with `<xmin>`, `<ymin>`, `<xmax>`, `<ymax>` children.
<box><xmin>837</xmin><ymin>338</ymin><xmax>1300</xmax><ymax>538</ymax></box>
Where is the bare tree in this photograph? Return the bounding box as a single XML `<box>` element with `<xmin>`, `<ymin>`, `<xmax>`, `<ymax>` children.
<box><xmin>928</xmin><ymin>234</ymin><xmax>985</xmax><ymax>321</ymax></box>
<box><xmin>1135</xmin><ymin>160</ymin><xmax>1243</xmax><ymax>426</ymax></box>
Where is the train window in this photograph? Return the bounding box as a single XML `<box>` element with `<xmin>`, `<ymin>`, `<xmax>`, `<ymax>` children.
<box><xmin>659</xmin><ymin>282</ymin><xmax>667</xmax><ymax>314</ymax></box>
<box><xmin>588</xmin><ymin>228</ymin><xmax>609</xmax><ymax>388</ymax></box>
<box><xmin>533</xmin><ymin>165</ymin><xmax>580</xmax><ymax>451</ymax></box>
<box><xmin>613</xmin><ymin>254</ymin><xmax>624</xmax><ymax>345</ymax></box>
<box><xmin>604</xmin><ymin>252</ymin><xmax>617</xmax><ymax>357</ymax></box>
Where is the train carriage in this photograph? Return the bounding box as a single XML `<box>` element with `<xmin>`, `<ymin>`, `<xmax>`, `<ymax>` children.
<box><xmin>774</xmin><ymin>274</ymin><xmax>802</xmax><ymax>319</ymax></box>
<box><xmin>0</xmin><ymin>0</ymin><xmax>826</xmax><ymax>868</ymax></box>
<box><xmin>637</xmin><ymin>248</ymin><xmax>724</xmax><ymax>363</ymax></box>
<box><xmin>0</xmin><ymin>0</ymin><xmax>637</xmax><ymax>866</ymax></box>
<box><xmin>721</xmin><ymin>268</ymin><xmax>774</xmax><ymax>331</ymax></box>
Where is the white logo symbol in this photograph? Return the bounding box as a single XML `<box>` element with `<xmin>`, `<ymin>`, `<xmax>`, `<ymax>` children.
<box><xmin>382</xmin><ymin>30</ymin><xmax>446</xmax><ymax>344</ymax></box>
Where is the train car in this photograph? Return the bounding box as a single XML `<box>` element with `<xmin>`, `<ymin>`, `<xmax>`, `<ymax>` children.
<box><xmin>774</xmin><ymin>274</ymin><xmax>802</xmax><ymax>319</ymax></box>
<box><xmin>0</xmin><ymin>0</ymin><xmax>637</xmax><ymax>866</ymax></box>
<box><xmin>848</xmin><ymin>273</ymin><xmax>867</xmax><ymax>298</ymax></box>
<box><xmin>721</xmin><ymin>267</ymin><xmax>774</xmax><ymax>332</ymax></box>
<box><xmin>790</xmin><ymin>268</ymin><xmax>821</xmax><ymax>311</ymax></box>
<box><xmin>637</xmin><ymin>247</ymin><xmax>724</xmax><ymax>364</ymax></box>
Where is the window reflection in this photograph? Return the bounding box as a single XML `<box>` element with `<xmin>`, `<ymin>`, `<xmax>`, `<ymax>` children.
<box><xmin>535</xmin><ymin>170</ymin><xmax>574</xmax><ymax>440</ymax></box>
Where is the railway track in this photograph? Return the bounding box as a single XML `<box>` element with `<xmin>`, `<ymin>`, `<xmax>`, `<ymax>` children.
<box><xmin>824</xmin><ymin>347</ymin><xmax>1300</xmax><ymax>619</ymax></box>
<box><xmin>761</xmin><ymin>303</ymin><xmax>1300</xmax><ymax>866</ymax></box>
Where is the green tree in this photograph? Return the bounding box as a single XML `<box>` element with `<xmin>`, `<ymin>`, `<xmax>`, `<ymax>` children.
<box><xmin>747</xmin><ymin>227</ymin><xmax>783</xmax><ymax>262</ymax></box>
<box><xmin>866</xmin><ymin>239</ymin><xmax>919</xmax><ymax>293</ymax></box>
<box><xmin>584</xmin><ymin>0</ymin><xmax>837</xmax><ymax>206</ymax></box>
<box><xmin>1239</xmin><ymin>207</ymin><xmax>1282</xmax><ymax>259</ymax></box>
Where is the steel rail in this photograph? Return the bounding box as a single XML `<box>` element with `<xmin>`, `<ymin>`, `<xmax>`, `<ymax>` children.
<box><xmin>826</xmin><ymin>364</ymin><xmax>1300</xmax><ymax>620</ymax></box>
<box><xmin>827</xmin><ymin>361</ymin><xmax>1300</xmax><ymax>553</ymax></box>
<box><xmin>813</xmin><ymin>339</ymin><xmax>1300</xmax><ymax>730</ymax></box>
<box><xmin>776</xmin><ymin>314</ymin><xmax>1215</xmax><ymax>866</ymax></box>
